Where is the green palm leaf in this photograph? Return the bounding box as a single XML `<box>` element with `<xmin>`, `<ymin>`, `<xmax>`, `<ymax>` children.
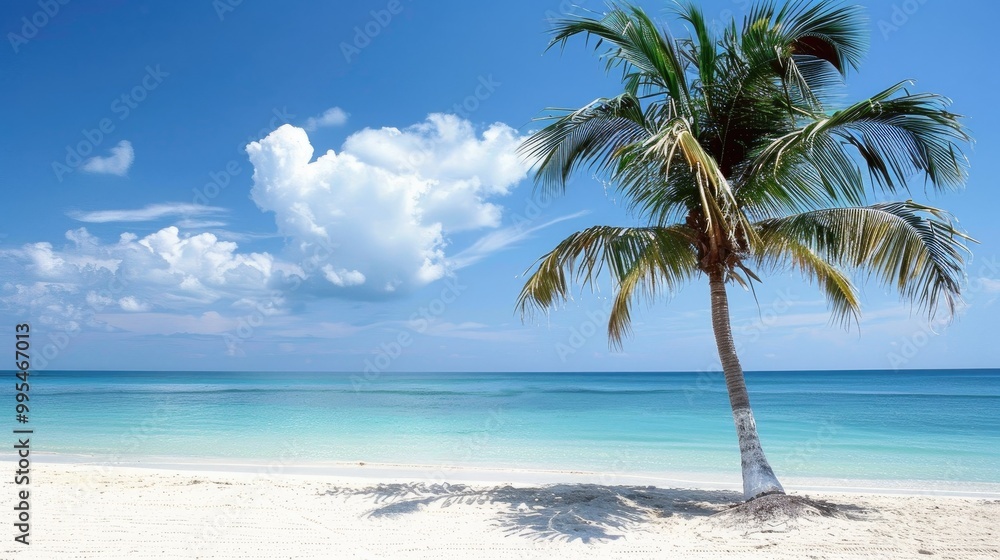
<box><xmin>517</xmin><ymin>0</ymin><xmax>974</xmax><ymax>501</ymax></box>
<box><xmin>549</xmin><ymin>6</ymin><xmax>690</xmax><ymax>105</ymax></box>
<box><xmin>756</xmin><ymin>201</ymin><xmax>974</xmax><ymax>319</ymax></box>
<box><xmin>516</xmin><ymin>225</ymin><xmax>699</xmax><ymax>346</ymax></box>
<box><xmin>740</xmin><ymin>81</ymin><xmax>970</xmax><ymax>218</ymax></box>
<box><xmin>519</xmin><ymin>93</ymin><xmax>649</xmax><ymax>195</ymax></box>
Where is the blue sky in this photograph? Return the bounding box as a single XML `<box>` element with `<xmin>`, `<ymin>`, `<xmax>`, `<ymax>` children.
<box><xmin>2</xmin><ymin>0</ymin><xmax>998</xmax><ymax>373</ymax></box>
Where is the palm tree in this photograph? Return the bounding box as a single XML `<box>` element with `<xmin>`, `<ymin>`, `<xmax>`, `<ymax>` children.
<box><xmin>516</xmin><ymin>0</ymin><xmax>973</xmax><ymax>499</ymax></box>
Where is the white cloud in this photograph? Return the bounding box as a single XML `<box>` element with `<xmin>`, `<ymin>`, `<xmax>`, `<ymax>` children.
<box><xmin>70</xmin><ymin>203</ymin><xmax>228</xmax><ymax>223</ymax></box>
<box><xmin>81</xmin><ymin>140</ymin><xmax>134</xmax><ymax>176</ymax></box>
<box><xmin>175</xmin><ymin>219</ymin><xmax>229</xmax><ymax>229</ymax></box>
<box><xmin>975</xmin><ymin>277</ymin><xmax>1000</xmax><ymax>294</ymax></box>
<box><xmin>96</xmin><ymin>311</ymin><xmax>237</xmax><ymax>335</ymax></box>
<box><xmin>118</xmin><ymin>296</ymin><xmax>150</xmax><ymax>312</ymax></box>
<box><xmin>24</xmin><ymin>242</ymin><xmax>66</xmax><ymax>277</ymax></box>
<box><xmin>246</xmin><ymin>115</ymin><xmax>530</xmax><ymax>296</ymax></box>
<box><xmin>448</xmin><ymin>211</ymin><xmax>588</xmax><ymax>270</ymax></box>
<box><xmin>2</xmin><ymin>114</ymin><xmax>543</xmax><ymax>347</ymax></box>
<box><xmin>270</xmin><ymin>321</ymin><xmax>362</xmax><ymax>339</ymax></box>
<box><xmin>1</xmin><ymin>226</ymin><xmax>296</xmax><ymax>328</ymax></box>
<box><xmin>0</xmin><ymin>282</ymin><xmax>83</xmax><ymax>330</ymax></box>
<box><xmin>304</xmin><ymin>107</ymin><xmax>349</xmax><ymax>131</ymax></box>
<box><xmin>411</xmin><ymin>321</ymin><xmax>528</xmax><ymax>342</ymax></box>
<box><xmin>321</xmin><ymin>265</ymin><xmax>366</xmax><ymax>287</ymax></box>
<box><xmin>86</xmin><ymin>291</ymin><xmax>114</xmax><ymax>309</ymax></box>
<box><xmin>136</xmin><ymin>226</ymin><xmax>281</xmax><ymax>298</ymax></box>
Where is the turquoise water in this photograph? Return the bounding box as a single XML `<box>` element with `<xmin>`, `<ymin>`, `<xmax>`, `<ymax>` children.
<box><xmin>21</xmin><ymin>369</ymin><xmax>1000</xmax><ymax>483</ymax></box>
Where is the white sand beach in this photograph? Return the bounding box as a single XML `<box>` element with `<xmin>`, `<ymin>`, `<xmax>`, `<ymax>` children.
<box><xmin>4</xmin><ymin>461</ymin><xmax>998</xmax><ymax>559</ymax></box>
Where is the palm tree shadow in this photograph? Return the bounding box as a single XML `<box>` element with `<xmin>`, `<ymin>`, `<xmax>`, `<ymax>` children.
<box><xmin>322</xmin><ymin>482</ymin><xmax>742</xmax><ymax>542</ymax></box>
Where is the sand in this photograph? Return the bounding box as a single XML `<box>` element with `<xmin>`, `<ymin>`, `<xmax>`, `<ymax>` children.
<box><xmin>3</xmin><ymin>462</ymin><xmax>998</xmax><ymax>559</ymax></box>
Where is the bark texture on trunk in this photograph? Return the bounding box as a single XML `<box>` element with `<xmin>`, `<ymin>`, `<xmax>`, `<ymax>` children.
<box><xmin>708</xmin><ymin>269</ymin><xmax>785</xmax><ymax>499</ymax></box>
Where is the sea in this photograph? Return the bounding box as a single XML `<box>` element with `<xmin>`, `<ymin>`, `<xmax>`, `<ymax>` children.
<box><xmin>21</xmin><ymin>369</ymin><xmax>1000</xmax><ymax>486</ymax></box>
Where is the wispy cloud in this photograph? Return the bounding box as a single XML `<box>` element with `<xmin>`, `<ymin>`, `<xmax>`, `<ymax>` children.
<box><xmin>96</xmin><ymin>311</ymin><xmax>237</xmax><ymax>335</ymax></box>
<box><xmin>270</xmin><ymin>321</ymin><xmax>365</xmax><ymax>340</ymax></box>
<box><xmin>69</xmin><ymin>203</ymin><xmax>228</xmax><ymax>223</ymax></box>
<box><xmin>175</xmin><ymin>219</ymin><xmax>229</xmax><ymax>229</ymax></box>
<box><xmin>448</xmin><ymin>211</ymin><xmax>588</xmax><ymax>270</ymax></box>
<box><xmin>975</xmin><ymin>277</ymin><xmax>1000</xmax><ymax>294</ymax></box>
<box><xmin>409</xmin><ymin>321</ymin><xmax>529</xmax><ymax>343</ymax></box>
<box><xmin>304</xmin><ymin>106</ymin><xmax>349</xmax><ymax>131</ymax></box>
<box><xmin>81</xmin><ymin>140</ymin><xmax>134</xmax><ymax>176</ymax></box>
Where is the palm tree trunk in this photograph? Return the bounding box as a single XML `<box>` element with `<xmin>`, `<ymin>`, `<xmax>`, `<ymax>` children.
<box><xmin>708</xmin><ymin>269</ymin><xmax>785</xmax><ymax>499</ymax></box>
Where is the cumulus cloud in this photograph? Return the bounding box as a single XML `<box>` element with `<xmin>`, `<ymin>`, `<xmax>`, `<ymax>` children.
<box><xmin>0</xmin><ymin>227</ymin><xmax>297</xmax><ymax>330</ymax></box>
<box><xmin>246</xmin><ymin>114</ymin><xmax>529</xmax><ymax>296</ymax></box>
<box><xmin>81</xmin><ymin>140</ymin><xmax>134</xmax><ymax>176</ymax></box>
<box><xmin>69</xmin><ymin>203</ymin><xmax>228</xmax><ymax>223</ymax></box>
<box><xmin>137</xmin><ymin>226</ymin><xmax>276</xmax><ymax>291</ymax></box>
<box><xmin>321</xmin><ymin>265</ymin><xmax>366</xmax><ymax>287</ymax></box>
<box><xmin>2</xmin><ymin>114</ymin><xmax>557</xmax><ymax>347</ymax></box>
<box><xmin>118</xmin><ymin>296</ymin><xmax>150</xmax><ymax>312</ymax></box>
<box><xmin>23</xmin><ymin>242</ymin><xmax>67</xmax><ymax>277</ymax></box>
<box><xmin>304</xmin><ymin>107</ymin><xmax>349</xmax><ymax>131</ymax></box>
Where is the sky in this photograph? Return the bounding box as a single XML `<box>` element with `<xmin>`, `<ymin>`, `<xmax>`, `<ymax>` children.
<box><xmin>2</xmin><ymin>0</ymin><xmax>999</xmax><ymax>373</ymax></box>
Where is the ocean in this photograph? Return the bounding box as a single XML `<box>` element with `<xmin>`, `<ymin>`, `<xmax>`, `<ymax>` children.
<box><xmin>23</xmin><ymin>369</ymin><xmax>1000</xmax><ymax>485</ymax></box>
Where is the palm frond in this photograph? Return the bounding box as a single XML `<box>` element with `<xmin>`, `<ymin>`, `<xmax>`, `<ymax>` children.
<box><xmin>614</xmin><ymin>119</ymin><xmax>760</xmax><ymax>247</ymax></box>
<box><xmin>548</xmin><ymin>5</ymin><xmax>690</xmax><ymax>105</ymax></box>
<box><xmin>775</xmin><ymin>0</ymin><xmax>867</xmax><ymax>75</ymax></box>
<box><xmin>740</xmin><ymin>81</ymin><xmax>971</xmax><ymax>215</ymax></box>
<box><xmin>737</xmin><ymin>132</ymin><xmax>864</xmax><ymax>219</ymax></box>
<box><xmin>516</xmin><ymin>225</ymin><xmax>699</xmax><ymax>346</ymax></box>
<box><xmin>755</xmin><ymin>201</ymin><xmax>975</xmax><ymax>319</ymax></box>
<box><xmin>675</xmin><ymin>2</ymin><xmax>718</xmax><ymax>93</ymax></box>
<box><xmin>517</xmin><ymin>1</ymin><xmax>974</xmax><ymax>350</ymax></box>
<box><xmin>754</xmin><ymin>232</ymin><xmax>860</xmax><ymax>326</ymax></box>
<box><xmin>738</xmin><ymin>0</ymin><xmax>867</xmax><ymax>106</ymax></box>
<box><xmin>518</xmin><ymin>93</ymin><xmax>649</xmax><ymax>195</ymax></box>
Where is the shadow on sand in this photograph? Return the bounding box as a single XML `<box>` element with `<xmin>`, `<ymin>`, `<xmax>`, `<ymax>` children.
<box><xmin>321</xmin><ymin>482</ymin><xmax>746</xmax><ymax>542</ymax></box>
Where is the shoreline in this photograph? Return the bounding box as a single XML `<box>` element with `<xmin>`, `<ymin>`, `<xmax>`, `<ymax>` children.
<box><xmin>29</xmin><ymin>452</ymin><xmax>1000</xmax><ymax>499</ymax></box>
<box><xmin>5</xmin><ymin>461</ymin><xmax>998</xmax><ymax>559</ymax></box>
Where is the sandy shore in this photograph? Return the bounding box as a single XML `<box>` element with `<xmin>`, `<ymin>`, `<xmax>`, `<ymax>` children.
<box><xmin>4</xmin><ymin>462</ymin><xmax>999</xmax><ymax>559</ymax></box>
